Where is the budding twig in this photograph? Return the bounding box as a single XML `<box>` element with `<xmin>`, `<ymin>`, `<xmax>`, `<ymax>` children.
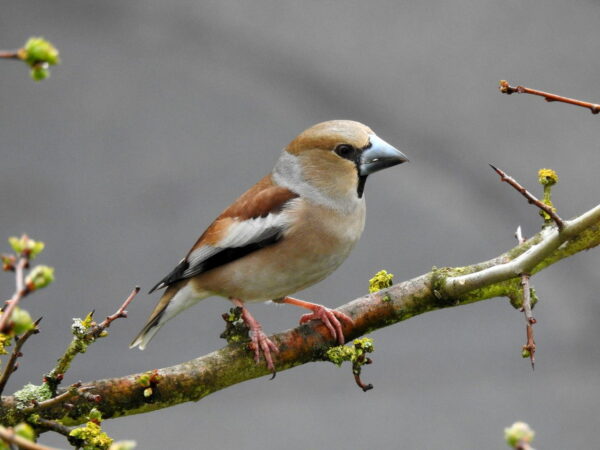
<box><xmin>0</xmin><ymin>318</ymin><xmax>42</xmax><ymax>396</ymax></box>
<box><xmin>499</xmin><ymin>80</ymin><xmax>600</xmax><ymax>114</ymax></box>
<box><xmin>489</xmin><ymin>165</ymin><xmax>564</xmax><ymax>230</ymax></box>
<box><xmin>34</xmin><ymin>418</ymin><xmax>73</xmax><ymax>438</ymax></box>
<box><xmin>47</xmin><ymin>287</ymin><xmax>140</xmax><ymax>390</ymax></box>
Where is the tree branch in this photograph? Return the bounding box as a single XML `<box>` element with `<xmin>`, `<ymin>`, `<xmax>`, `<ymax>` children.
<box><xmin>0</xmin><ymin>200</ymin><xmax>596</xmax><ymax>426</ymax></box>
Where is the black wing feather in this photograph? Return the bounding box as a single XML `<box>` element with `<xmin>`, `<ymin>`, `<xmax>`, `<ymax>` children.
<box><xmin>148</xmin><ymin>232</ymin><xmax>283</xmax><ymax>294</ymax></box>
<box><xmin>148</xmin><ymin>259</ymin><xmax>189</xmax><ymax>294</ymax></box>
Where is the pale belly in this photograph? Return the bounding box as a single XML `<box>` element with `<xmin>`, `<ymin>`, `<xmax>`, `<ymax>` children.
<box><xmin>193</xmin><ymin>200</ymin><xmax>366</xmax><ymax>301</ymax></box>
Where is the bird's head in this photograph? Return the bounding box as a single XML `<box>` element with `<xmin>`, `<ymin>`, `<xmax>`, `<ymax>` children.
<box><xmin>275</xmin><ymin>120</ymin><xmax>408</xmax><ymax>204</ymax></box>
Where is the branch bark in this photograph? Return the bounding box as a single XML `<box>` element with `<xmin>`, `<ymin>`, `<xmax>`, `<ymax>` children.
<box><xmin>1</xmin><ymin>203</ymin><xmax>599</xmax><ymax>427</ymax></box>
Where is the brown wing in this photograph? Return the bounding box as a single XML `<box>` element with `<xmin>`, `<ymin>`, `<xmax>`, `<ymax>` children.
<box><xmin>148</xmin><ymin>175</ymin><xmax>298</xmax><ymax>293</ymax></box>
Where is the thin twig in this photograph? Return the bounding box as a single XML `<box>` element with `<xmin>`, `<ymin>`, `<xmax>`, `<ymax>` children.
<box><xmin>47</xmin><ymin>287</ymin><xmax>140</xmax><ymax>389</ymax></box>
<box><xmin>22</xmin><ymin>382</ymin><xmax>90</xmax><ymax>415</ymax></box>
<box><xmin>490</xmin><ymin>165</ymin><xmax>564</xmax><ymax>230</ymax></box>
<box><xmin>0</xmin><ymin>257</ymin><xmax>30</xmax><ymax>334</ymax></box>
<box><xmin>34</xmin><ymin>418</ymin><xmax>73</xmax><ymax>438</ymax></box>
<box><xmin>0</xmin><ymin>425</ymin><xmax>58</xmax><ymax>450</ymax></box>
<box><xmin>353</xmin><ymin>357</ymin><xmax>373</xmax><ymax>392</ymax></box>
<box><xmin>0</xmin><ymin>51</ymin><xmax>20</xmax><ymax>60</ymax></box>
<box><xmin>0</xmin><ymin>318</ymin><xmax>42</xmax><ymax>396</ymax></box>
<box><xmin>499</xmin><ymin>80</ymin><xmax>600</xmax><ymax>114</ymax></box>
<box><xmin>515</xmin><ymin>227</ymin><xmax>536</xmax><ymax>323</ymax></box>
<box><xmin>87</xmin><ymin>286</ymin><xmax>140</xmax><ymax>339</ymax></box>
<box><xmin>516</xmin><ymin>227</ymin><xmax>536</xmax><ymax>370</ymax></box>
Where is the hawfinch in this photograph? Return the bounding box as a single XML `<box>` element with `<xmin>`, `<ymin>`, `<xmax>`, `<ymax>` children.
<box><xmin>131</xmin><ymin>120</ymin><xmax>408</xmax><ymax>371</ymax></box>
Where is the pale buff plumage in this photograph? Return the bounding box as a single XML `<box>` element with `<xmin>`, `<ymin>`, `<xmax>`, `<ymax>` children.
<box><xmin>131</xmin><ymin>120</ymin><xmax>408</xmax><ymax>370</ymax></box>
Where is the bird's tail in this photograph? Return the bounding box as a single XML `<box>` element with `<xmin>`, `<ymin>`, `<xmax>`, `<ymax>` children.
<box><xmin>130</xmin><ymin>282</ymin><xmax>208</xmax><ymax>350</ymax></box>
<box><xmin>129</xmin><ymin>314</ymin><xmax>162</xmax><ymax>350</ymax></box>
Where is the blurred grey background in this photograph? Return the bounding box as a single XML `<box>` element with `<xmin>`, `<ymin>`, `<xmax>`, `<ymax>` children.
<box><xmin>1</xmin><ymin>1</ymin><xmax>600</xmax><ymax>448</ymax></box>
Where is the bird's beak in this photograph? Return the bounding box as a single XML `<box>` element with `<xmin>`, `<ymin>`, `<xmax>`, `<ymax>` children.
<box><xmin>359</xmin><ymin>134</ymin><xmax>409</xmax><ymax>176</ymax></box>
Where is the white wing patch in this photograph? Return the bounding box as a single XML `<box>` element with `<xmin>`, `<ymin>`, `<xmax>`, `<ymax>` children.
<box><xmin>218</xmin><ymin>214</ymin><xmax>288</xmax><ymax>247</ymax></box>
<box><xmin>182</xmin><ymin>212</ymin><xmax>290</xmax><ymax>278</ymax></box>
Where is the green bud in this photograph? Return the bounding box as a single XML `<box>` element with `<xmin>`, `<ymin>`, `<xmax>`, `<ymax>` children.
<box><xmin>521</xmin><ymin>348</ymin><xmax>531</xmax><ymax>358</ymax></box>
<box><xmin>137</xmin><ymin>374</ymin><xmax>150</xmax><ymax>387</ymax></box>
<box><xmin>354</xmin><ymin>338</ymin><xmax>374</xmax><ymax>354</ymax></box>
<box><xmin>23</xmin><ymin>37</ymin><xmax>60</xmax><ymax>66</ymax></box>
<box><xmin>81</xmin><ymin>311</ymin><xmax>95</xmax><ymax>329</ymax></box>
<box><xmin>8</xmin><ymin>236</ymin><xmax>24</xmax><ymax>254</ymax></box>
<box><xmin>88</xmin><ymin>408</ymin><xmax>103</xmax><ymax>423</ymax></box>
<box><xmin>31</xmin><ymin>64</ymin><xmax>49</xmax><ymax>81</ymax></box>
<box><xmin>538</xmin><ymin>168</ymin><xmax>558</xmax><ymax>186</ymax></box>
<box><xmin>143</xmin><ymin>387</ymin><xmax>153</xmax><ymax>398</ymax></box>
<box><xmin>8</xmin><ymin>235</ymin><xmax>45</xmax><ymax>258</ymax></box>
<box><xmin>14</xmin><ymin>423</ymin><xmax>35</xmax><ymax>442</ymax></box>
<box><xmin>29</xmin><ymin>241</ymin><xmax>45</xmax><ymax>259</ymax></box>
<box><xmin>25</xmin><ymin>265</ymin><xmax>55</xmax><ymax>290</ymax></box>
<box><xmin>11</xmin><ymin>308</ymin><xmax>34</xmax><ymax>335</ymax></box>
<box><xmin>1</xmin><ymin>254</ymin><xmax>16</xmax><ymax>271</ymax></box>
<box><xmin>504</xmin><ymin>421</ymin><xmax>535</xmax><ymax>447</ymax></box>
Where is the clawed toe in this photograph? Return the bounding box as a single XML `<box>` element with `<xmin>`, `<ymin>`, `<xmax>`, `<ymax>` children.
<box><xmin>249</xmin><ymin>329</ymin><xmax>279</xmax><ymax>372</ymax></box>
<box><xmin>231</xmin><ymin>298</ymin><xmax>279</xmax><ymax>374</ymax></box>
<box><xmin>299</xmin><ymin>305</ymin><xmax>353</xmax><ymax>344</ymax></box>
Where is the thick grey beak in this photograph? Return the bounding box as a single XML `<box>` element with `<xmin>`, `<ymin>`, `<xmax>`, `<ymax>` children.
<box><xmin>359</xmin><ymin>134</ymin><xmax>409</xmax><ymax>176</ymax></box>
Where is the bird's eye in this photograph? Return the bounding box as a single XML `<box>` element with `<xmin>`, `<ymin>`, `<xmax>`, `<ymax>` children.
<box><xmin>335</xmin><ymin>144</ymin><xmax>355</xmax><ymax>159</ymax></box>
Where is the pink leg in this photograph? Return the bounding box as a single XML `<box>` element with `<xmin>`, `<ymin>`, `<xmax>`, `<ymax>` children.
<box><xmin>231</xmin><ymin>299</ymin><xmax>279</xmax><ymax>372</ymax></box>
<box><xmin>279</xmin><ymin>297</ymin><xmax>354</xmax><ymax>344</ymax></box>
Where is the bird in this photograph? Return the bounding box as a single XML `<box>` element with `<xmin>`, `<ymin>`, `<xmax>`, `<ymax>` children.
<box><xmin>130</xmin><ymin>120</ymin><xmax>408</xmax><ymax>372</ymax></box>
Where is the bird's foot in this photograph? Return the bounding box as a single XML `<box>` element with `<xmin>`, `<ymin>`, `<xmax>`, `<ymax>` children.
<box><xmin>280</xmin><ymin>297</ymin><xmax>354</xmax><ymax>344</ymax></box>
<box><xmin>231</xmin><ymin>298</ymin><xmax>279</xmax><ymax>374</ymax></box>
<box><xmin>248</xmin><ymin>327</ymin><xmax>279</xmax><ymax>373</ymax></box>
